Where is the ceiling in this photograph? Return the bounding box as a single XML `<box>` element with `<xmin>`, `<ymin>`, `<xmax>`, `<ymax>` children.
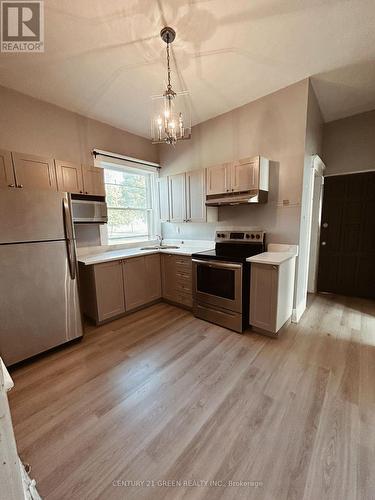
<box><xmin>1</xmin><ymin>0</ymin><xmax>375</xmax><ymax>137</ymax></box>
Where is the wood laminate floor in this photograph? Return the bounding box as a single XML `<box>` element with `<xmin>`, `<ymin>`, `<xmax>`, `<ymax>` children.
<box><xmin>8</xmin><ymin>294</ymin><xmax>375</xmax><ymax>500</ymax></box>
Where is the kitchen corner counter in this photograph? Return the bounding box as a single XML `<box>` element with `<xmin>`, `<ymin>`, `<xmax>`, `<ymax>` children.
<box><xmin>78</xmin><ymin>242</ymin><xmax>215</xmax><ymax>266</ymax></box>
<box><xmin>246</xmin><ymin>251</ymin><xmax>296</xmax><ymax>266</ymax></box>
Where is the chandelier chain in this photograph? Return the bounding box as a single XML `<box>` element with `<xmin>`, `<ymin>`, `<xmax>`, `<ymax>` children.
<box><xmin>166</xmin><ymin>37</ymin><xmax>171</xmax><ymax>90</ymax></box>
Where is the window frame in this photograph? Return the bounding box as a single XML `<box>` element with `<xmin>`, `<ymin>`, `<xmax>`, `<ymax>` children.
<box><xmin>95</xmin><ymin>158</ymin><xmax>160</xmax><ymax>246</ymax></box>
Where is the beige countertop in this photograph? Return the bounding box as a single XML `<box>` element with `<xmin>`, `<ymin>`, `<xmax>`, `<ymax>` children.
<box><xmin>246</xmin><ymin>251</ymin><xmax>297</xmax><ymax>266</ymax></box>
<box><xmin>78</xmin><ymin>241</ymin><xmax>215</xmax><ymax>266</ymax></box>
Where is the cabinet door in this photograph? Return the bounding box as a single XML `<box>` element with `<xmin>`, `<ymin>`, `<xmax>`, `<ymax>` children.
<box><xmin>12</xmin><ymin>152</ymin><xmax>57</xmax><ymax>190</ymax></box>
<box><xmin>206</xmin><ymin>163</ymin><xmax>230</xmax><ymax>195</ymax></box>
<box><xmin>161</xmin><ymin>254</ymin><xmax>177</xmax><ymax>301</ymax></box>
<box><xmin>55</xmin><ymin>160</ymin><xmax>84</xmax><ymax>194</ymax></box>
<box><xmin>94</xmin><ymin>260</ymin><xmax>125</xmax><ymax>322</ymax></box>
<box><xmin>168</xmin><ymin>173</ymin><xmax>186</xmax><ymax>222</ymax></box>
<box><xmin>186</xmin><ymin>169</ymin><xmax>206</xmax><ymax>222</ymax></box>
<box><xmin>158</xmin><ymin>176</ymin><xmax>170</xmax><ymax>222</ymax></box>
<box><xmin>250</xmin><ymin>263</ymin><xmax>278</xmax><ymax>333</ymax></box>
<box><xmin>82</xmin><ymin>165</ymin><xmax>106</xmax><ymax>196</ymax></box>
<box><xmin>231</xmin><ymin>157</ymin><xmax>259</xmax><ymax>192</ymax></box>
<box><xmin>123</xmin><ymin>257</ymin><xmax>149</xmax><ymax>311</ymax></box>
<box><xmin>0</xmin><ymin>149</ymin><xmax>16</xmax><ymax>188</ymax></box>
<box><xmin>145</xmin><ymin>254</ymin><xmax>162</xmax><ymax>302</ymax></box>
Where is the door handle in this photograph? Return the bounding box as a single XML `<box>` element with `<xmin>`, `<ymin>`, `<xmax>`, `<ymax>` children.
<box><xmin>321</xmin><ymin>241</ymin><xmax>326</xmax><ymax>246</ymax></box>
<box><xmin>63</xmin><ymin>197</ymin><xmax>77</xmax><ymax>279</ymax></box>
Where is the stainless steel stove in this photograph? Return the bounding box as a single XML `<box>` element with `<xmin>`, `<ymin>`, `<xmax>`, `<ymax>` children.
<box><xmin>192</xmin><ymin>229</ymin><xmax>265</xmax><ymax>332</ymax></box>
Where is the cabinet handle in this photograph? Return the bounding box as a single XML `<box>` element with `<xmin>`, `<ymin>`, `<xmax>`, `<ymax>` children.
<box><xmin>17</xmin><ymin>184</ymin><xmax>24</xmax><ymax>188</ymax></box>
<box><xmin>8</xmin><ymin>184</ymin><xmax>15</xmax><ymax>188</ymax></box>
<box><xmin>79</xmin><ymin>190</ymin><xmax>83</xmax><ymax>194</ymax></box>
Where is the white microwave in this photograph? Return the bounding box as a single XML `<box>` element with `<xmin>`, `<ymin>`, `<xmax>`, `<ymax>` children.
<box><xmin>71</xmin><ymin>198</ymin><xmax>108</xmax><ymax>224</ymax></box>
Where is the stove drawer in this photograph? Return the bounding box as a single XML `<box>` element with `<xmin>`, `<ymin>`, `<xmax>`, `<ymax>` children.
<box><xmin>194</xmin><ymin>303</ymin><xmax>242</xmax><ymax>332</ymax></box>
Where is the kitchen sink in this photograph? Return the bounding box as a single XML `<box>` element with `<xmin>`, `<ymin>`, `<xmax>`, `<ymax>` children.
<box><xmin>140</xmin><ymin>245</ymin><xmax>180</xmax><ymax>250</ymax></box>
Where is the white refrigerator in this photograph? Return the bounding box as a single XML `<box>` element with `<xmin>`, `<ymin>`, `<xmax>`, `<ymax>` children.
<box><xmin>0</xmin><ymin>189</ymin><xmax>83</xmax><ymax>366</ymax></box>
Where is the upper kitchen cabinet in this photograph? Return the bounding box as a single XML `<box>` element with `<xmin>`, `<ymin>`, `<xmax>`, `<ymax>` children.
<box><xmin>185</xmin><ymin>169</ymin><xmax>206</xmax><ymax>223</ymax></box>
<box><xmin>206</xmin><ymin>163</ymin><xmax>231</xmax><ymax>195</ymax></box>
<box><xmin>161</xmin><ymin>169</ymin><xmax>217</xmax><ymax>224</ymax></box>
<box><xmin>231</xmin><ymin>157</ymin><xmax>259</xmax><ymax>192</ymax></box>
<box><xmin>0</xmin><ymin>149</ymin><xmax>16</xmax><ymax>188</ymax></box>
<box><xmin>158</xmin><ymin>176</ymin><xmax>170</xmax><ymax>222</ymax></box>
<box><xmin>12</xmin><ymin>152</ymin><xmax>57</xmax><ymax>191</ymax></box>
<box><xmin>206</xmin><ymin>156</ymin><xmax>269</xmax><ymax>198</ymax></box>
<box><xmin>168</xmin><ymin>172</ymin><xmax>186</xmax><ymax>222</ymax></box>
<box><xmin>82</xmin><ymin>165</ymin><xmax>106</xmax><ymax>196</ymax></box>
<box><xmin>55</xmin><ymin>160</ymin><xmax>84</xmax><ymax>194</ymax></box>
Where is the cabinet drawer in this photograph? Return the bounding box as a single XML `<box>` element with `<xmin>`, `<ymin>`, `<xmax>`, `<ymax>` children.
<box><xmin>175</xmin><ymin>279</ymin><xmax>192</xmax><ymax>293</ymax></box>
<box><xmin>176</xmin><ymin>270</ymin><xmax>192</xmax><ymax>282</ymax></box>
<box><xmin>175</xmin><ymin>257</ymin><xmax>192</xmax><ymax>273</ymax></box>
<box><xmin>175</xmin><ymin>291</ymin><xmax>193</xmax><ymax>308</ymax></box>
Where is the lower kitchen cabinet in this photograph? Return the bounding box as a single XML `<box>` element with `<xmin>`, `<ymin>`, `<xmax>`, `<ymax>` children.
<box><xmin>79</xmin><ymin>254</ymin><xmax>161</xmax><ymax>324</ymax></box>
<box><xmin>161</xmin><ymin>254</ymin><xmax>192</xmax><ymax>308</ymax></box>
<box><xmin>123</xmin><ymin>254</ymin><xmax>161</xmax><ymax>311</ymax></box>
<box><xmin>79</xmin><ymin>260</ymin><xmax>125</xmax><ymax>323</ymax></box>
<box><xmin>249</xmin><ymin>259</ymin><xmax>295</xmax><ymax>335</ymax></box>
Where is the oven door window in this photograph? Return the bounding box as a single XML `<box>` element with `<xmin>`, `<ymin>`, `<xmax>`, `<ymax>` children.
<box><xmin>196</xmin><ymin>265</ymin><xmax>236</xmax><ymax>300</ymax></box>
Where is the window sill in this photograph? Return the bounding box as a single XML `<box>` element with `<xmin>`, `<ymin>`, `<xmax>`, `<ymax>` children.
<box><xmin>104</xmin><ymin>237</ymin><xmax>159</xmax><ymax>250</ymax></box>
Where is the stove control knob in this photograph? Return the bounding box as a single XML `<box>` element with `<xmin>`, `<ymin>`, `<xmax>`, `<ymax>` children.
<box><xmin>256</xmin><ymin>234</ymin><xmax>260</xmax><ymax>239</ymax></box>
<box><xmin>245</xmin><ymin>234</ymin><xmax>250</xmax><ymax>239</ymax></box>
<box><xmin>251</xmin><ymin>234</ymin><xmax>255</xmax><ymax>239</ymax></box>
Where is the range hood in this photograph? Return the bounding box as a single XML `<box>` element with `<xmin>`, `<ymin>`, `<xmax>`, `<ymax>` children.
<box><xmin>205</xmin><ymin>156</ymin><xmax>269</xmax><ymax>207</ymax></box>
<box><xmin>206</xmin><ymin>189</ymin><xmax>268</xmax><ymax>206</ymax></box>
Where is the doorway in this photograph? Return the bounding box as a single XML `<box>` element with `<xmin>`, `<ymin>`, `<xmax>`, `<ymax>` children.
<box><xmin>317</xmin><ymin>171</ymin><xmax>375</xmax><ymax>299</ymax></box>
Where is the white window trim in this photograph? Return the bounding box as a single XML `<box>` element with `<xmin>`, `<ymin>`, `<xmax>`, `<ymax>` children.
<box><xmin>94</xmin><ymin>155</ymin><xmax>161</xmax><ymax>246</ymax></box>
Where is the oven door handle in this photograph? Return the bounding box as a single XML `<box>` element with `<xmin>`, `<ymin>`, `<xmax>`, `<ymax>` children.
<box><xmin>192</xmin><ymin>259</ymin><xmax>242</xmax><ymax>270</ymax></box>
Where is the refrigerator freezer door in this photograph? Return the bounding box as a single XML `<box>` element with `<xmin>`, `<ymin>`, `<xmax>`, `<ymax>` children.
<box><xmin>0</xmin><ymin>240</ymin><xmax>83</xmax><ymax>365</ymax></box>
<box><xmin>0</xmin><ymin>189</ymin><xmax>67</xmax><ymax>244</ymax></box>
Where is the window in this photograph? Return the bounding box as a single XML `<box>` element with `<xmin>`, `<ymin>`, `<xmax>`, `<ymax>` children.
<box><xmin>103</xmin><ymin>164</ymin><xmax>158</xmax><ymax>244</ymax></box>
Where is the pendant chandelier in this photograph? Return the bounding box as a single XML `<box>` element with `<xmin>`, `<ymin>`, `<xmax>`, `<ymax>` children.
<box><xmin>151</xmin><ymin>27</ymin><xmax>191</xmax><ymax>145</ymax></box>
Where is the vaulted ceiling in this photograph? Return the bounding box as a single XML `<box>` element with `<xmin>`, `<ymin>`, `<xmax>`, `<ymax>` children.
<box><xmin>1</xmin><ymin>0</ymin><xmax>374</xmax><ymax>136</ymax></box>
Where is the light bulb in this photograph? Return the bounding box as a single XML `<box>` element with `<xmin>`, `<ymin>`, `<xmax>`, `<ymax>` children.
<box><xmin>169</xmin><ymin>121</ymin><xmax>175</xmax><ymax>129</ymax></box>
<box><xmin>164</xmin><ymin>109</ymin><xmax>170</xmax><ymax>119</ymax></box>
<box><xmin>157</xmin><ymin>116</ymin><xmax>162</xmax><ymax>126</ymax></box>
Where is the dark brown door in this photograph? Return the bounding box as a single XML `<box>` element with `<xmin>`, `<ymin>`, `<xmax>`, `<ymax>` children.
<box><xmin>317</xmin><ymin>172</ymin><xmax>375</xmax><ymax>299</ymax></box>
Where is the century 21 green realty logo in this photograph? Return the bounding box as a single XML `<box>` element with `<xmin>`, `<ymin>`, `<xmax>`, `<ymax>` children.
<box><xmin>1</xmin><ymin>1</ymin><xmax>44</xmax><ymax>52</ymax></box>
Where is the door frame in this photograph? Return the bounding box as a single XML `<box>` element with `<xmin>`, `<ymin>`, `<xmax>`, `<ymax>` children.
<box><xmin>307</xmin><ymin>160</ymin><xmax>325</xmax><ymax>292</ymax></box>
<box><xmin>293</xmin><ymin>155</ymin><xmax>325</xmax><ymax>322</ymax></box>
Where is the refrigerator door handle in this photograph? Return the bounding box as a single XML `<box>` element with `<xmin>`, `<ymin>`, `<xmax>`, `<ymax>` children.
<box><xmin>63</xmin><ymin>197</ymin><xmax>77</xmax><ymax>280</ymax></box>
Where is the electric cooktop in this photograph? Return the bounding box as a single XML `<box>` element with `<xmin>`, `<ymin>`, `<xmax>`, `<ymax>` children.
<box><xmin>192</xmin><ymin>229</ymin><xmax>265</xmax><ymax>263</ymax></box>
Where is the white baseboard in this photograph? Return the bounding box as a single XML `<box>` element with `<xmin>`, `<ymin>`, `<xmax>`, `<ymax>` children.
<box><xmin>292</xmin><ymin>299</ymin><xmax>306</xmax><ymax>323</ymax></box>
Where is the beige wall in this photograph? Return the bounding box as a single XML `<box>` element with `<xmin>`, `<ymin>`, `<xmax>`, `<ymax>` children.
<box><xmin>323</xmin><ymin>110</ymin><xmax>375</xmax><ymax>176</ymax></box>
<box><xmin>0</xmin><ymin>85</ymin><xmax>158</xmax><ymax>165</ymax></box>
<box><xmin>160</xmin><ymin>79</ymin><xmax>309</xmax><ymax>245</ymax></box>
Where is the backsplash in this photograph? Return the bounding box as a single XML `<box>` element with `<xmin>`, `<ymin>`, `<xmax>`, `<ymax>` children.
<box><xmin>74</xmin><ymin>224</ymin><xmax>101</xmax><ymax>248</ymax></box>
<box><xmin>162</xmin><ymin>203</ymin><xmax>301</xmax><ymax>245</ymax></box>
